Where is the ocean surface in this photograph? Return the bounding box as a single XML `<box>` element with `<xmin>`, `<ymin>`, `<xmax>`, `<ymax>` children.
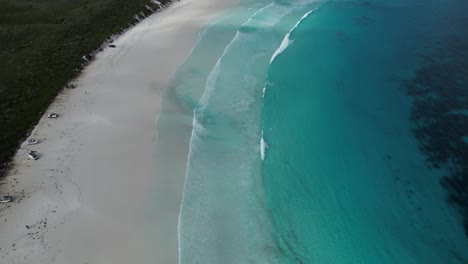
<box><xmin>155</xmin><ymin>0</ymin><xmax>468</xmax><ymax>263</ymax></box>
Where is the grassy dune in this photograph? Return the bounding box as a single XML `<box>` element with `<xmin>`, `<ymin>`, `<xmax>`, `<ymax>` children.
<box><xmin>0</xmin><ymin>0</ymin><xmax>170</xmax><ymax>173</ymax></box>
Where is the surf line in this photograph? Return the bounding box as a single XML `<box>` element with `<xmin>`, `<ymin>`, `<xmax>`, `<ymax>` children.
<box><xmin>261</xmin><ymin>5</ymin><xmax>321</xmax><ymax>161</ymax></box>
<box><xmin>270</xmin><ymin>6</ymin><xmax>320</xmax><ymax>64</ymax></box>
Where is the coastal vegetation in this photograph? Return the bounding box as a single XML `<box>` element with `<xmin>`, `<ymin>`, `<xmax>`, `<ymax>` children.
<box><xmin>0</xmin><ymin>0</ymin><xmax>169</xmax><ymax>174</ymax></box>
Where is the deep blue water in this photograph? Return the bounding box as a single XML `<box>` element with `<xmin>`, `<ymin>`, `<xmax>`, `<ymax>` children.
<box><xmin>157</xmin><ymin>0</ymin><xmax>468</xmax><ymax>263</ymax></box>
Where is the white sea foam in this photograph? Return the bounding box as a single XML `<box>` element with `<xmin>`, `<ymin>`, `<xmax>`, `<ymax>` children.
<box><xmin>179</xmin><ymin>2</ymin><xmax>277</xmax><ymax>261</ymax></box>
<box><xmin>270</xmin><ymin>35</ymin><xmax>290</xmax><ymax>64</ymax></box>
<box><xmin>179</xmin><ymin>2</ymin><xmax>324</xmax><ymax>263</ymax></box>
<box><xmin>247</xmin><ymin>2</ymin><xmax>275</xmax><ymax>23</ymax></box>
<box><xmin>261</xmin><ymin>6</ymin><xmax>319</xmax><ymax>162</ymax></box>
<box><xmin>199</xmin><ymin>2</ymin><xmax>284</xmax><ymax>108</ymax></box>
<box><xmin>260</xmin><ymin>131</ymin><xmax>268</xmax><ymax>160</ymax></box>
<box><xmin>270</xmin><ymin>7</ymin><xmax>319</xmax><ymax>64</ymax></box>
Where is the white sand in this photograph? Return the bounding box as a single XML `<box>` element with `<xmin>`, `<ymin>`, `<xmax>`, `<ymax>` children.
<box><xmin>0</xmin><ymin>0</ymin><xmax>236</xmax><ymax>263</ymax></box>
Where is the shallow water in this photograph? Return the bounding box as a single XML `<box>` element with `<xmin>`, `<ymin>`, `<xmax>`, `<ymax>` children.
<box><xmin>156</xmin><ymin>0</ymin><xmax>468</xmax><ymax>263</ymax></box>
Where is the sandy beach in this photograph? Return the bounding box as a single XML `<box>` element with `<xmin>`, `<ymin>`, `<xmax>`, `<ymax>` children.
<box><xmin>0</xmin><ymin>0</ymin><xmax>235</xmax><ymax>263</ymax></box>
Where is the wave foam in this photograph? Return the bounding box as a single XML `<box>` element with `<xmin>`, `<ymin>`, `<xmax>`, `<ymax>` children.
<box><xmin>260</xmin><ymin>131</ymin><xmax>268</xmax><ymax>160</ymax></box>
<box><xmin>270</xmin><ymin>7</ymin><xmax>319</xmax><ymax>64</ymax></box>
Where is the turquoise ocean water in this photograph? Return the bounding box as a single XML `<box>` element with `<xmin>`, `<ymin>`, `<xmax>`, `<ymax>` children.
<box><xmin>156</xmin><ymin>0</ymin><xmax>468</xmax><ymax>263</ymax></box>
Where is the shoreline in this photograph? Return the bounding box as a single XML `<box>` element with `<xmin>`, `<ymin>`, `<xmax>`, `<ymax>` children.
<box><xmin>0</xmin><ymin>0</ymin><xmax>236</xmax><ymax>263</ymax></box>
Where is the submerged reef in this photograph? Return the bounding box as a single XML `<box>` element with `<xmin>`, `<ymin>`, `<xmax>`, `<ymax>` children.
<box><xmin>405</xmin><ymin>35</ymin><xmax>468</xmax><ymax>237</ymax></box>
